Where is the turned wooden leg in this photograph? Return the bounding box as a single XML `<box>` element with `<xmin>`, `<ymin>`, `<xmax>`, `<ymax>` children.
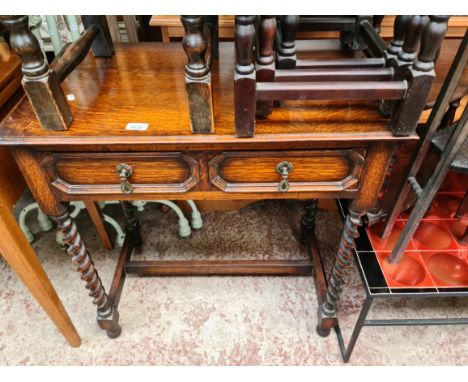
<box><xmin>120</xmin><ymin>201</ymin><xmax>142</xmax><ymax>247</ymax></box>
<box><xmin>256</xmin><ymin>16</ymin><xmax>276</xmax><ymax>118</ymax></box>
<box><xmin>317</xmin><ymin>209</ymin><xmax>363</xmax><ymax>337</ymax></box>
<box><xmin>181</xmin><ymin>15</ymin><xmax>214</xmax><ymax>134</ymax></box>
<box><xmin>52</xmin><ymin>210</ymin><xmax>121</xmax><ymax>338</ymax></box>
<box><xmin>301</xmin><ymin>199</ymin><xmax>318</xmax><ymax>245</ymax></box>
<box><xmin>316</xmin><ymin>143</ymin><xmax>395</xmax><ymax>337</ymax></box>
<box><xmin>0</xmin><ymin>16</ymin><xmax>72</xmax><ymax>131</ymax></box>
<box><xmin>84</xmin><ymin>201</ymin><xmax>114</xmax><ymax>251</ymax></box>
<box><xmin>277</xmin><ymin>15</ymin><xmax>299</xmax><ymax>69</ymax></box>
<box><xmin>234</xmin><ymin>15</ymin><xmax>256</xmax><ymax>137</ymax></box>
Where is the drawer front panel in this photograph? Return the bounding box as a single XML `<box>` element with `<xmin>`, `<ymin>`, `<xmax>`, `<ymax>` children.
<box><xmin>44</xmin><ymin>152</ymin><xmax>199</xmax><ymax>194</ymax></box>
<box><xmin>209</xmin><ymin>150</ymin><xmax>365</xmax><ymax>193</ymax></box>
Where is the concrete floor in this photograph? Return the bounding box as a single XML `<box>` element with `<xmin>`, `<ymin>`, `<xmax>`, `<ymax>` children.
<box><xmin>0</xmin><ymin>200</ymin><xmax>467</xmax><ymax>365</ymax></box>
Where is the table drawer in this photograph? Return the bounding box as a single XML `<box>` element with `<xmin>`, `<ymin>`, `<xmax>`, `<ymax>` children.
<box><xmin>209</xmin><ymin>150</ymin><xmax>365</xmax><ymax>193</ymax></box>
<box><xmin>44</xmin><ymin>152</ymin><xmax>199</xmax><ymax>195</ymax></box>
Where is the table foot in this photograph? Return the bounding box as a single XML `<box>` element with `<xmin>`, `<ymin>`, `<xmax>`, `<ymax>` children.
<box><xmin>106</xmin><ymin>323</ymin><xmax>122</xmax><ymax>339</ymax></box>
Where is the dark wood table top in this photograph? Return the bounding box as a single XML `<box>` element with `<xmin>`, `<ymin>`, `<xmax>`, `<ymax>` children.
<box><xmin>3</xmin><ymin>39</ymin><xmax>464</xmax><ymax>148</ymax></box>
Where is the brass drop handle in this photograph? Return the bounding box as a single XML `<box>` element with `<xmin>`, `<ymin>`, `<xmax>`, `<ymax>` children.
<box><xmin>276</xmin><ymin>161</ymin><xmax>293</xmax><ymax>192</ymax></box>
<box><xmin>115</xmin><ymin>163</ymin><xmax>133</xmax><ymax>194</ymax></box>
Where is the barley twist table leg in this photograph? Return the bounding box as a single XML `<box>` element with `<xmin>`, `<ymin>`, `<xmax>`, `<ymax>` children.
<box><xmin>317</xmin><ymin>209</ymin><xmax>363</xmax><ymax>337</ymax></box>
<box><xmin>301</xmin><ymin>199</ymin><xmax>318</xmax><ymax>244</ymax></box>
<box><xmin>53</xmin><ymin>210</ymin><xmax>121</xmax><ymax>338</ymax></box>
<box><xmin>120</xmin><ymin>201</ymin><xmax>142</xmax><ymax>247</ymax></box>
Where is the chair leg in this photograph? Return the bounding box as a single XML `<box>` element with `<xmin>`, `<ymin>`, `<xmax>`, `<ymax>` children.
<box><xmin>155</xmin><ymin>200</ymin><xmax>191</xmax><ymax>237</ymax></box>
<box><xmin>84</xmin><ymin>201</ymin><xmax>114</xmax><ymax>251</ymax></box>
<box><xmin>187</xmin><ymin>200</ymin><xmax>203</xmax><ymax>229</ymax></box>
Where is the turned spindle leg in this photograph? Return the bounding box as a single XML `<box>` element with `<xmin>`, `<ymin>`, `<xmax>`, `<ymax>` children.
<box><xmin>390</xmin><ymin>16</ymin><xmax>450</xmax><ymax>136</ymax></box>
<box><xmin>53</xmin><ymin>211</ymin><xmax>121</xmax><ymax>338</ymax></box>
<box><xmin>316</xmin><ymin>210</ymin><xmax>363</xmax><ymax>336</ymax></box>
<box><xmin>181</xmin><ymin>15</ymin><xmax>214</xmax><ymax>134</ymax></box>
<box><xmin>396</xmin><ymin>16</ymin><xmax>428</xmax><ymax>66</ymax></box>
<box><xmin>120</xmin><ymin>201</ymin><xmax>142</xmax><ymax>247</ymax></box>
<box><xmin>381</xmin><ymin>16</ymin><xmax>428</xmax><ymax>116</ymax></box>
<box><xmin>386</xmin><ymin>15</ymin><xmax>412</xmax><ymax>59</ymax></box>
<box><xmin>234</xmin><ymin>15</ymin><xmax>256</xmax><ymax>137</ymax></box>
<box><xmin>0</xmin><ymin>15</ymin><xmax>71</xmax><ymax>131</ymax></box>
<box><xmin>277</xmin><ymin>15</ymin><xmax>299</xmax><ymax>69</ymax></box>
<box><xmin>380</xmin><ymin>15</ymin><xmax>412</xmax><ymax>116</ymax></box>
<box><xmin>256</xmin><ymin>16</ymin><xmax>276</xmax><ymax>118</ymax></box>
<box><xmin>300</xmin><ymin>199</ymin><xmax>318</xmax><ymax>245</ymax></box>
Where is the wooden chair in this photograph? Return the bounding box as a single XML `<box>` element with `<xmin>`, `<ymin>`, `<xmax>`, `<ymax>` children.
<box><xmin>234</xmin><ymin>15</ymin><xmax>449</xmax><ymax>138</ymax></box>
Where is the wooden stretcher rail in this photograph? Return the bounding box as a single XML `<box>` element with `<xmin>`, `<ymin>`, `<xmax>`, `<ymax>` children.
<box><xmin>297</xmin><ymin>16</ymin><xmax>356</xmax><ymax>32</ymax></box>
<box><xmin>296</xmin><ymin>57</ymin><xmax>386</xmax><ymax>69</ymax></box>
<box><xmin>274</xmin><ymin>67</ymin><xmax>394</xmax><ymax>82</ymax></box>
<box><xmin>125</xmin><ymin>259</ymin><xmax>313</xmax><ymax>276</ymax></box>
<box><xmin>256</xmin><ymin>81</ymin><xmax>408</xmax><ymax>101</ymax></box>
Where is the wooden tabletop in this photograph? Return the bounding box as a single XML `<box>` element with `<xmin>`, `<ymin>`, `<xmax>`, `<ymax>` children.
<box><xmin>2</xmin><ymin>39</ymin><xmax>464</xmax><ymax>148</ymax></box>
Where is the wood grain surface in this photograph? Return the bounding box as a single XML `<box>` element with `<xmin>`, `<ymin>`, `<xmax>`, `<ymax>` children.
<box><xmin>0</xmin><ymin>42</ymin><xmax>426</xmax><ymax>148</ymax></box>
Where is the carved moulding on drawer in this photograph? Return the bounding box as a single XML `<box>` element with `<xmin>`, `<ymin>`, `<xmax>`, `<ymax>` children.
<box><xmin>209</xmin><ymin>150</ymin><xmax>366</xmax><ymax>193</ymax></box>
<box><xmin>42</xmin><ymin>152</ymin><xmax>199</xmax><ymax>195</ymax></box>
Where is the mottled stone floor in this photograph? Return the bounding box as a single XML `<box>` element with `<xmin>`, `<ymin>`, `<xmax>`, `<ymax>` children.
<box><xmin>0</xmin><ymin>200</ymin><xmax>467</xmax><ymax>365</ymax></box>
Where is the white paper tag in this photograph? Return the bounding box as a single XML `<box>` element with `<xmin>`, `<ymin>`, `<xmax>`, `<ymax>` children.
<box><xmin>125</xmin><ymin>123</ymin><xmax>149</xmax><ymax>131</ymax></box>
<box><xmin>66</xmin><ymin>94</ymin><xmax>75</xmax><ymax>101</ymax></box>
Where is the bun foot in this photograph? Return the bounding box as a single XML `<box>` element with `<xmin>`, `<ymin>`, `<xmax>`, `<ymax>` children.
<box><xmin>316</xmin><ymin>324</ymin><xmax>331</xmax><ymax>337</ymax></box>
<box><xmin>107</xmin><ymin>325</ymin><xmax>122</xmax><ymax>339</ymax></box>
